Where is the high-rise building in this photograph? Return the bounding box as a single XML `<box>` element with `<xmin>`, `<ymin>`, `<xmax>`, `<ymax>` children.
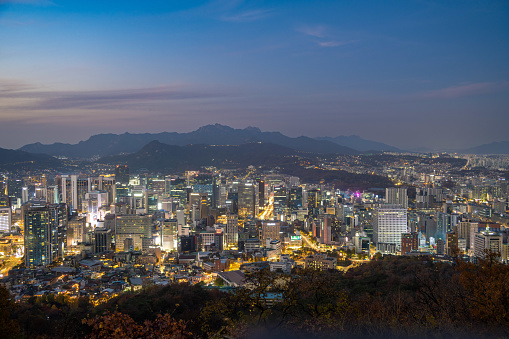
<box><xmin>258</xmin><ymin>180</ymin><xmax>265</xmax><ymax>209</ymax></box>
<box><xmin>319</xmin><ymin>215</ymin><xmax>332</xmax><ymax>245</ymax></box>
<box><xmin>373</xmin><ymin>204</ymin><xmax>408</xmax><ymax>250</ymax></box>
<box><xmin>115</xmin><ymin>165</ymin><xmax>130</xmax><ymax>186</ymax></box>
<box><xmin>94</xmin><ymin>228</ymin><xmax>111</xmax><ymax>253</ymax></box>
<box><xmin>474</xmin><ymin>229</ymin><xmax>502</xmax><ymax>260</ymax></box>
<box><xmin>23</xmin><ymin>201</ymin><xmax>67</xmax><ymax>267</ymax></box>
<box><xmin>0</xmin><ymin>196</ymin><xmax>11</xmax><ymax>233</ymax></box>
<box><xmin>115</xmin><ymin>215</ymin><xmax>152</xmax><ymax>251</ymax></box>
<box><xmin>288</xmin><ymin>187</ymin><xmax>303</xmax><ymax>211</ymax></box>
<box><xmin>260</xmin><ymin>221</ymin><xmax>281</xmax><ymax>244</ymax></box>
<box><xmin>225</xmin><ymin>214</ymin><xmax>239</xmax><ymax>249</ymax></box>
<box><xmin>24</xmin><ymin>202</ymin><xmax>51</xmax><ymax>267</ymax></box>
<box><xmin>273</xmin><ymin>186</ymin><xmax>287</xmax><ymax>218</ymax></box>
<box><xmin>385</xmin><ymin>187</ymin><xmax>408</xmax><ymax>209</ymax></box>
<box><xmin>161</xmin><ymin>219</ymin><xmax>178</xmax><ymax>252</ymax></box>
<box><xmin>446</xmin><ymin>232</ymin><xmax>459</xmax><ymax>256</ymax></box>
<box><xmin>238</xmin><ymin>182</ymin><xmax>255</xmax><ymax>218</ymax></box>
<box><xmin>48</xmin><ymin>203</ymin><xmax>68</xmax><ymax>260</ymax></box>
<box><xmin>401</xmin><ymin>232</ymin><xmax>418</xmax><ymax>254</ymax></box>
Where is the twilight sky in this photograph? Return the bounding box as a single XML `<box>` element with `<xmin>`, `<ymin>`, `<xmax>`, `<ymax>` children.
<box><xmin>0</xmin><ymin>0</ymin><xmax>508</xmax><ymax>151</ymax></box>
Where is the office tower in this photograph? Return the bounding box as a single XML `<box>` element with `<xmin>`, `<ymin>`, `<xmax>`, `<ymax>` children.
<box><xmin>24</xmin><ymin>201</ymin><xmax>51</xmax><ymax>267</ymax></box>
<box><xmin>307</xmin><ymin>189</ymin><xmax>321</xmax><ymax>216</ymax></box>
<box><xmin>94</xmin><ymin>228</ymin><xmax>111</xmax><ymax>253</ymax></box>
<box><xmin>67</xmin><ymin>216</ymin><xmax>86</xmax><ymax>248</ymax></box>
<box><xmin>145</xmin><ymin>190</ymin><xmax>159</xmax><ymax>213</ymax></box>
<box><xmin>48</xmin><ymin>203</ymin><xmax>68</xmax><ymax>260</ymax></box>
<box><xmin>22</xmin><ymin>187</ymin><xmax>29</xmax><ymax>204</ymax></box>
<box><xmin>115</xmin><ymin>215</ymin><xmax>152</xmax><ymax>251</ymax></box>
<box><xmin>401</xmin><ymin>233</ymin><xmax>418</xmax><ymax>254</ymax></box>
<box><xmin>226</xmin><ymin>192</ymin><xmax>238</xmax><ymax>214</ymax></box>
<box><xmin>320</xmin><ymin>215</ymin><xmax>332</xmax><ymax>244</ymax></box>
<box><xmin>436</xmin><ymin>239</ymin><xmax>445</xmax><ymax>255</ymax></box>
<box><xmin>273</xmin><ymin>186</ymin><xmax>287</xmax><ymax>218</ymax></box>
<box><xmin>225</xmin><ymin>214</ymin><xmax>239</xmax><ymax>249</ymax></box>
<box><xmin>446</xmin><ymin>232</ymin><xmax>459</xmax><ymax>256</ymax></box>
<box><xmin>180</xmin><ymin>235</ymin><xmax>197</xmax><ymax>252</ymax></box>
<box><xmin>46</xmin><ymin>186</ymin><xmax>59</xmax><ymax>204</ymax></box>
<box><xmin>169</xmin><ymin>178</ymin><xmax>187</xmax><ymax>208</ymax></box>
<box><xmin>7</xmin><ymin>178</ymin><xmax>23</xmax><ymax>201</ymax></box>
<box><xmin>194</xmin><ymin>174</ymin><xmax>218</xmax><ymax>208</ymax></box>
<box><xmin>115</xmin><ymin>165</ymin><xmax>130</xmax><ymax>186</ymax></box>
<box><xmin>288</xmin><ymin>187</ymin><xmax>303</xmax><ymax>211</ymax></box>
<box><xmin>200</xmin><ymin>195</ymin><xmax>210</xmax><ymax>219</ymax></box>
<box><xmin>60</xmin><ymin>175</ymin><xmax>90</xmax><ymax>211</ymax></box>
<box><xmin>161</xmin><ymin>219</ymin><xmax>178</xmax><ymax>252</ymax></box>
<box><xmin>385</xmin><ymin>187</ymin><xmax>408</xmax><ymax>209</ymax></box>
<box><xmin>258</xmin><ymin>180</ymin><xmax>265</xmax><ymax>209</ymax></box>
<box><xmin>238</xmin><ymin>182</ymin><xmax>255</xmax><ymax>218</ymax></box>
<box><xmin>474</xmin><ymin>229</ymin><xmax>502</xmax><ymax>260</ymax></box>
<box><xmin>0</xmin><ymin>196</ymin><xmax>11</xmax><ymax>233</ymax></box>
<box><xmin>93</xmin><ymin>176</ymin><xmax>115</xmax><ymax>205</ymax></box>
<box><xmin>260</xmin><ymin>221</ymin><xmax>280</xmax><ymax>243</ymax></box>
<box><xmin>373</xmin><ymin>204</ymin><xmax>408</xmax><ymax>250</ymax></box>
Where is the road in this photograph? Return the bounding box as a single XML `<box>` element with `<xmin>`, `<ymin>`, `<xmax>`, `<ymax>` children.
<box><xmin>0</xmin><ymin>255</ymin><xmax>22</xmax><ymax>277</ymax></box>
<box><xmin>257</xmin><ymin>195</ymin><xmax>274</xmax><ymax>220</ymax></box>
<box><xmin>300</xmin><ymin>233</ymin><xmax>320</xmax><ymax>251</ymax></box>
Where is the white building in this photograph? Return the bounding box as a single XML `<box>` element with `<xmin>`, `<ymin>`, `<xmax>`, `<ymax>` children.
<box><xmin>373</xmin><ymin>204</ymin><xmax>408</xmax><ymax>250</ymax></box>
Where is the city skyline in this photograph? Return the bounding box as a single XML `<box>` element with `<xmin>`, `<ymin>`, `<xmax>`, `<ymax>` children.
<box><xmin>1</xmin><ymin>0</ymin><xmax>508</xmax><ymax>150</ymax></box>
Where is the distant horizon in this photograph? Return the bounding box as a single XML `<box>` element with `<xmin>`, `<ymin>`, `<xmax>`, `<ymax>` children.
<box><xmin>7</xmin><ymin>123</ymin><xmax>509</xmax><ymax>153</ymax></box>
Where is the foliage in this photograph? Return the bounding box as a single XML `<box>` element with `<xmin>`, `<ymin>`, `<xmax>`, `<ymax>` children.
<box><xmin>8</xmin><ymin>255</ymin><xmax>509</xmax><ymax>338</ymax></box>
<box><xmin>84</xmin><ymin>312</ymin><xmax>190</xmax><ymax>339</ymax></box>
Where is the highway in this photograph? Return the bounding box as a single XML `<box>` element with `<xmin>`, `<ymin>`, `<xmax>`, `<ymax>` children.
<box><xmin>257</xmin><ymin>195</ymin><xmax>274</xmax><ymax>220</ymax></box>
<box><xmin>300</xmin><ymin>233</ymin><xmax>320</xmax><ymax>251</ymax></box>
<box><xmin>0</xmin><ymin>255</ymin><xmax>22</xmax><ymax>277</ymax></box>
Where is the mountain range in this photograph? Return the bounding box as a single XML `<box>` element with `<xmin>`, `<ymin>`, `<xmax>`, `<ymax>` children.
<box><xmin>460</xmin><ymin>141</ymin><xmax>509</xmax><ymax>155</ymax></box>
<box><xmin>19</xmin><ymin>124</ymin><xmax>393</xmax><ymax>158</ymax></box>
<box><xmin>0</xmin><ymin>147</ymin><xmax>61</xmax><ymax>170</ymax></box>
<box><xmin>99</xmin><ymin>140</ymin><xmax>302</xmax><ymax>171</ymax></box>
<box><xmin>316</xmin><ymin>135</ymin><xmax>401</xmax><ymax>152</ymax></box>
<box><xmin>14</xmin><ymin>124</ymin><xmax>509</xmax><ymax>159</ymax></box>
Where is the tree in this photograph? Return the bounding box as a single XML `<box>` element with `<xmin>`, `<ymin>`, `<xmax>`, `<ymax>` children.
<box><xmin>0</xmin><ymin>286</ymin><xmax>19</xmax><ymax>338</ymax></box>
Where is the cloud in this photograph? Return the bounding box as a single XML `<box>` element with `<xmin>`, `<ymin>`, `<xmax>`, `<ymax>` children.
<box><xmin>0</xmin><ymin>82</ymin><xmax>236</xmax><ymax>111</ymax></box>
<box><xmin>296</xmin><ymin>25</ymin><xmax>327</xmax><ymax>38</ymax></box>
<box><xmin>419</xmin><ymin>81</ymin><xmax>508</xmax><ymax>99</ymax></box>
<box><xmin>316</xmin><ymin>40</ymin><xmax>354</xmax><ymax>48</ymax></box>
<box><xmin>221</xmin><ymin>8</ymin><xmax>274</xmax><ymax>22</ymax></box>
<box><xmin>0</xmin><ymin>78</ymin><xmax>35</xmax><ymax>93</ymax></box>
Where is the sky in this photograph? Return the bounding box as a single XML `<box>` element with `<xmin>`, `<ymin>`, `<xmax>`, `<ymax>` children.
<box><xmin>0</xmin><ymin>0</ymin><xmax>508</xmax><ymax>151</ymax></box>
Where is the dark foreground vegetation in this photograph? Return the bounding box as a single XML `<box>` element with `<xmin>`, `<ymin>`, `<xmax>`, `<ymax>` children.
<box><xmin>1</xmin><ymin>255</ymin><xmax>508</xmax><ymax>338</ymax></box>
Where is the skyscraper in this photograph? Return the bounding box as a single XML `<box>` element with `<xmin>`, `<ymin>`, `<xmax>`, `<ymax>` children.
<box><xmin>385</xmin><ymin>187</ymin><xmax>408</xmax><ymax>209</ymax></box>
<box><xmin>24</xmin><ymin>202</ymin><xmax>51</xmax><ymax>267</ymax></box>
<box><xmin>238</xmin><ymin>182</ymin><xmax>255</xmax><ymax>218</ymax></box>
<box><xmin>373</xmin><ymin>204</ymin><xmax>408</xmax><ymax>251</ymax></box>
<box><xmin>115</xmin><ymin>214</ymin><xmax>151</xmax><ymax>251</ymax></box>
<box><xmin>0</xmin><ymin>196</ymin><xmax>11</xmax><ymax>233</ymax></box>
<box><xmin>225</xmin><ymin>214</ymin><xmax>239</xmax><ymax>249</ymax></box>
<box><xmin>115</xmin><ymin>165</ymin><xmax>130</xmax><ymax>186</ymax></box>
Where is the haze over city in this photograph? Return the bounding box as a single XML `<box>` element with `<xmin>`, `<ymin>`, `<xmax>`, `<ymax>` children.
<box><xmin>1</xmin><ymin>0</ymin><xmax>508</xmax><ymax>150</ymax></box>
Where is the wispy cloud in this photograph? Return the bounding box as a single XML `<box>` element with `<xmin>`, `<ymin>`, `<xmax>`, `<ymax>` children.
<box><xmin>419</xmin><ymin>81</ymin><xmax>508</xmax><ymax>99</ymax></box>
<box><xmin>296</xmin><ymin>24</ymin><xmax>327</xmax><ymax>38</ymax></box>
<box><xmin>221</xmin><ymin>8</ymin><xmax>274</xmax><ymax>22</ymax></box>
<box><xmin>317</xmin><ymin>40</ymin><xmax>355</xmax><ymax>48</ymax></box>
<box><xmin>296</xmin><ymin>25</ymin><xmax>357</xmax><ymax>48</ymax></box>
<box><xmin>0</xmin><ymin>81</ymin><xmax>236</xmax><ymax>112</ymax></box>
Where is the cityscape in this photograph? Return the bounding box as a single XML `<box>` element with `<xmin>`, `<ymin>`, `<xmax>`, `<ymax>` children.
<box><xmin>1</xmin><ymin>1</ymin><xmax>509</xmax><ymax>339</ymax></box>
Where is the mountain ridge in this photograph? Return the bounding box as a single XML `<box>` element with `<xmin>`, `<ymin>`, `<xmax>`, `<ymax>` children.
<box><xmin>20</xmin><ymin>124</ymin><xmax>359</xmax><ymax>158</ymax></box>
